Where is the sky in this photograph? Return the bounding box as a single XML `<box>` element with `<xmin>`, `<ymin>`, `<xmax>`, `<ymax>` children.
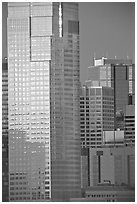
<box><xmin>2</xmin><ymin>2</ymin><xmax>135</xmax><ymax>84</ymax></box>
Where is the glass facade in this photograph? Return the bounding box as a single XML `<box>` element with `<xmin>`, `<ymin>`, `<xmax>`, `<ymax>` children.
<box><xmin>80</xmin><ymin>86</ymin><xmax>114</xmax><ymax>148</ymax></box>
<box><xmin>87</xmin><ymin>59</ymin><xmax>135</xmax><ymax>130</ymax></box>
<box><xmin>50</xmin><ymin>3</ymin><xmax>81</xmax><ymax>201</ymax></box>
<box><xmin>2</xmin><ymin>60</ymin><xmax>9</xmax><ymax>201</ymax></box>
<box><xmin>8</xmin><ymin>2</ymin><xmax>80</xmax><ymax>202</ymax></box>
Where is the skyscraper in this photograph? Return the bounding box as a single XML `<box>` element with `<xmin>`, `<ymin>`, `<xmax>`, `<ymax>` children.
<box><xmin>2</xmin><ymin>58</ymin><xmax>9</xmax><ymax>201</ymax></box>
<box><xmin>80</xmin><ymin>85</ymin><xmax>114</xmax><ymax>148</ymax></box>
<box><xmin>8</xmin><ymin>2</ymin><xmax>81</xmax><ymax>201</ymax></box>
<box><xmin>86</xmin><ymin>57</ymin><xmax>135</xmax><ymax>130</ymax></box>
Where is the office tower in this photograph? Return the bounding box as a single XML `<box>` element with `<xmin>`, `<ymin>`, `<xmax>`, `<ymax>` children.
<box><xmin>8</xmin><ymin>2</ymin><xmax>80</xmax><ymax>201</ymax></box>
<box><xmin>80</xmin><ymin>85</ymin><xmax>114</xmax><ymax>148</ymax></box>
<box><xmin>2</xmin><ymin>58</ymin><xmax>9</xmax><ymax>201</ymax></box>
<box><xmin>124</xmin><ymin>105</ymin><xmax>135</xmax><ymax>146</ymax></box>
<box><xmin>128</xmin><ymin>64</ymin><xmax>135</xmax><ymax>105</ymax></box>
<box><xmin>86</xmin><ymin>57</ymin><xmax>135</xmax><ymax>130</ymax></box>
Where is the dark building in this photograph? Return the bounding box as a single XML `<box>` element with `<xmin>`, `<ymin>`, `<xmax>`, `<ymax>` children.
<box><xmin>81</xmin><ymin>148</ymin><xmax>89</xmax><ymax>188</ymax></box>
<box><xmin>2</xmin><ymin>58</ymin><xmax>9</xmax><ymax>201</ymax></box>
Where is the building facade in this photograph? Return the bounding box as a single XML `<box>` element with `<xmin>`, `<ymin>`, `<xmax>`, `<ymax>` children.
<box><xmin>124</xmin><ymin>105</ymin><xmax>135</xmax><ymax>146</ymax></box>
<box><xmin>89</xmin><ymin>147</ymin><xmax>135</xmax><ymax>187</ymax></box>
<box><xmin>71</xmin><ymin>185</ymin><xmax>135</xmax><ymax>202</ymax></box>
<box><xmin>80</xmin><ymin>86</ymin><xmax>114</xmax><ymax>148</ymax></box>
<box><xmin>8</xmin><ymin>2</ymin><xmax>81</xmax><ymax>201</ymax></box>
<box><xmin>80</xmin><ymin>146</ymin><xmax>135</xmax><ymax>189</ymax></box>
<box><xmin>103</xmin><ymin>130</ymin><xmax>124</xmax><ymax>147</ymax></box>
<box><xmin>2</xmin><ymin>59</ymin><xmax>9</xmax><ymax>201</ymax></box>
<box><xmin>86</xmin><ymin>57</ymin><xmax>135</xmax><ymax>130</ymax></box>
<box><xmin>81</xmin><ymin>148</ymin><xmax>89</xmax><ymax>188</ymax></box>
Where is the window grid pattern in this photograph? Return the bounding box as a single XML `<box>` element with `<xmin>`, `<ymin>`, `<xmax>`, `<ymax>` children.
<box><xmin>8</xmin><ymin>2</ymin><xmax>81</xmax><ymax>202</ymax></box>
<box><xmin>80</xmin><ymin>87</ymin><xmax>114</xmax><ymax>148</ymax></box>
<box><xmin>8</xmin><ymin>3</ymin><xmax>51</xmax><ymax>201</ymax></box>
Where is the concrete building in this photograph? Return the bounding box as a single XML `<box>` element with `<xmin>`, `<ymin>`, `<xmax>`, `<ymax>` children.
<box><xmin>89</xmin><ymin>147</ymin><xmax>135</xmax><ymax>187</ymax></box>
<box><xmin>2</xmin><ymin>58</ymin><xmax>9</xmax><ymax>201</ymax></box>
<box><xmin>81</xmin><ymin>148</ymin><xmax>89</xmax><ymax>188</ymax></box>
<box><xmin>86</xmin><ymin>57</ymin><xmax>135</xmax><ymax>130</ymax></box>
<box><xmin>70</xmin><ymin>185</ymin><xmax>135</xmax><ymax>202</ymax></box>
<box><xmin>124</xmin><ymin>105</ymin><xmax>135</xmax><ymax>146</ymax></box>
<box><xmin>80</xmin><ymin>146</ymin><xmax>135</xmax><ymax>189</ymax></box>
<box><xmin>8</xmin><ymin>2</ymin><xmax>81</xmax><ymax>201</ymax></box>
<box><xmin>80</xmin><ymin>85</ymin><xmax>114</xmax><ymax>148</ymax></box>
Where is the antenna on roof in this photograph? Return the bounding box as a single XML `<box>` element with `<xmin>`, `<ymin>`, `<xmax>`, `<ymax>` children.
<box><xmin>106</xmin><ymin>51</ymin><xmax>108</xmax><ymax>59</ymax></box>
<box><xmin>93</xmin><ymin>52</ymin><xmax>96</xmax><ymax>59</ymax></box>
<box><xmin>93</xmin><ymin>52</ymin><xmax>96</xmax><ymax>66</ymax></box>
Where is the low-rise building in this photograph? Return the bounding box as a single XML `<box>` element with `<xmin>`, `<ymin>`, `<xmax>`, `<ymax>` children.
<box><xmin>89</xmin><ymin>147</ymin><xmax>135</xmax><ymax>187</ymax></box>
<box><xmin>81</xmin><ymin>146</ymin><xmax>135</xmax><ymax>188</ymax></box>
<box><xmin>70</xmin><ymin>185</ymin><xmax>135</xmax><ymax>202</ymax></box>
<box><xmin>103</xmin><ymin>130</ymin><xmax>124</xmax><ymax>147</ymax></box>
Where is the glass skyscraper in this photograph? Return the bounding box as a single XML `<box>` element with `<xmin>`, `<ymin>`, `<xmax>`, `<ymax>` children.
<box><xmin>8</xmin><ymin>2</ymin><xmax>81</xmax><ymax>201</ymax></box>
<box><xmin>2</xmin><ymin>59</ymin><xmax>9</xmax><ymax>202</ymax></box>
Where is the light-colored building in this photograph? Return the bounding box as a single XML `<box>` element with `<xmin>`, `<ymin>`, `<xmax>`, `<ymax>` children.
<box><xmin>89</xmin><ymin>147</ymin><xmax>135</xmax><ymax>187</ymax></box>
<box><xmin>80</xmin><ymin>86</ymin><xmax>114</xmax><ymax>148</ymax></box>
<box><xmin>103</xmin><ymin>130</ymin><xmax>124</xmax><ymax>147</ymax></box>
<box><xmin>70</xmin><ymin>185</ymin><xmax>135</xmax><ymax>202</ymax></box>
<box><xmin>124</xmin><ymin>105</ymin><xmax>135</xmax><ymax>146</ymax></box>
<box><xmin>8</xmin><ymin>2</ymin><xmax>81</xmax><ymax>201</ymax></box>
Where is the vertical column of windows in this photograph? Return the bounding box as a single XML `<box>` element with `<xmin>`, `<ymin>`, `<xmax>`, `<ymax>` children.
<box><xmin>80</xmin><ymin>97</ymin><xmax>86</xmax><ymax>148</ymax></box>
<box><xmin>29</xmin><ymin>3</ymin><xmax>52</xmax><ymax>199</ymax></box>
<box><xmin>129</xmin><ymin>66</ymin><xmax>132</xmax><ymax>94</ymax></box>
<box><xmin>8</xmin><ymin>10</ymin><xmax>31</xmax><ymax>200</ymax></box>
<box><xmin>8</xmin><ymin>3</ymin><xmax>52</xmax><ymax>201</ymax></box>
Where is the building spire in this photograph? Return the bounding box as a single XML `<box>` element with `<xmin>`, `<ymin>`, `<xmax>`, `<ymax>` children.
<box><xmin>105</xmin><ymin>51</ymin><xmax>108</xmax><ymax>59</ymax></box>
<box><xmin>93</xmin><ymin>52</ymin><xmax>96</xmax><ymax>65</ymax></box>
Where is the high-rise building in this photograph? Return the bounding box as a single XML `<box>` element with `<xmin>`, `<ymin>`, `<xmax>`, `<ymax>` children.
<box><xmin>124</xmin><ymin>105</ymin><xmax>135</xmax><ymax>146</ymax></box>
<box><xmin>86</xmin><ymin>57</ymin><xmax>135</xmax><ymax>130</ymax></box>
<box><xmin>2</xmin><ymin>58</ymin><xmax>9</xmax><ymax>202</ymax></box>
<box><xmin>8</xmin><ymin>2</ymin><xmax>81</xmax><ymax>201</ymax></box>
<box><xmin>80</xmin><ymin>85</ymin><xmax>114</xmax><ymax>148</ymax></box>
